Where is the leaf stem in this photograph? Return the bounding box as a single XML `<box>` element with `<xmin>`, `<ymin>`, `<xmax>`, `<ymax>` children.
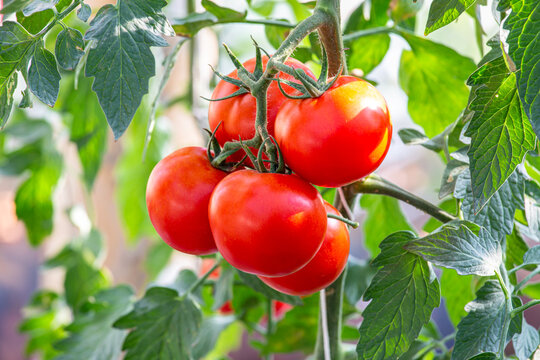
<box><xmin>495</xmin><ymin>267</ymin><xmax>512</xmax><ymax>360</ymax></box>
<box><xmin>327</xmin><ymin>213</ymin><xmax>359</xmax><ymax>228</ymax></box>
<box><xmin>37</xmin><ymin>0</ymin><xmax>82</xmax><ymax>38</ymax></box>
<box><xmin>183</xmin><ymin>257</ymin><xmax>223</xmax><ymax>298</ymax></box>
<box><xmin>219</xmin><ymin>18</ymin><xmax>296</xmax><ymax>28</ymax></box>
<box><xmin>342</xmin><ymin>26</ymin><xmax>395</xmax><ymax>42</ymax></box>
<box><xmin>352</xmin><ymin>174</ymin><xmax>456</xmax><ymax>223</ymax></box>
<box><xmin>511</xmin><ymin>299</ymin><xmax>540</xmax><ymax>317</ymax></box>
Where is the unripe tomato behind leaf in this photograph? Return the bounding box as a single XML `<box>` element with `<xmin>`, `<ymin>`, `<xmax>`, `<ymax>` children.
<box><xmin>208</xmin><ymin>170</ymin><xmax>327</xmax><ymax>277</ymax></box>
<box><xmin>146</xmin><ymin>147</ymin><xmax>227</xmax><ymax>255</ymax></box>
<box><xmin>259</xmin><ymin>201</ymin><xmax>350</xmax><ymax>296</ymax></box>
<box><xmin>208</xmin><ymin>56</ymin><xmax>315</xmax><ymax>161</ymax></box>
<box><xmin>274</xmin><ymin>76</ymin><xmax>392</xmax><ymax>187</ymax></box>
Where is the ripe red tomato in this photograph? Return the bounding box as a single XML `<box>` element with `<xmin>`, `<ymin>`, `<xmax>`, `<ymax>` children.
<box><xmin>274</xmin><ymin>75</ymin><xmax>392</xmax><ymax>187</ymax></box>
<box><xmin>146</xmin><ymin>147</ymin><xmax>227</xmax><ymax>255</ymax></box>
<box><xmin>258</xmin><ymin>201</ymin><xmax>350</xmax><ymax>296</ymax></box>
<box><xmin>208</xmin><ymin>170</ymin><xmax>327</xmax><ymax>277</ymax></box>
<box><xmin>208</xmin><ymin>56</ymin><xmax>315</xmax><ymax>161</ymax></box>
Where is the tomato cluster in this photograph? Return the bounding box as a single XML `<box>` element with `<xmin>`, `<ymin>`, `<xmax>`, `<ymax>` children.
<box><xmin>146</xmin><ymin>56</ymin><xmax>391</xmax><ymax>296</ymax></box>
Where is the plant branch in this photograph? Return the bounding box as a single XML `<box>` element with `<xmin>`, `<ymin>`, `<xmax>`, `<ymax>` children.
<box><xmin>37</xmin><ymin>0</ymin><xmax>82</xmax><ymax>38</ymax></box>
<box><xmin>512</xmin><ymin>299</ymin><xmax>540</xmax><ymax>317</ymax></box>
<box><xmin>342</xmin><ymin>27</ymin><xmax>395</xmax><ymax>42</ymax></box>
<box><xmin>352</xmin><ymin>174</ymin><xmax>456</xmax><ymax>223</ymax></box>
<box><xmin>183</xmin><ymin>257</ymin><xmax>223</xmax><ymax>298</ymax></box>
<box><xmin>516</xmin><ymin>268</ymin><xmax>540</xmax><ymax>291</ymax></box>
<box><xmin>496</xmin><ymin>267</ymin><xmax>512</xmax><ymax>360</ymax></box>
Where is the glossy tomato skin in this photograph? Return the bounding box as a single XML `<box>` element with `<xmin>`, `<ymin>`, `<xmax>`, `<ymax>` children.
<box><xmin>258</xmin><ymin>202</ymin><xmax>350</xmax><ymax>296</ymax></box>
<box><xmin>274</xmin><ymin>76</ymin><xmax>392</xmax><ymax>187</ymax></box>
<box><xmin>208</xmin><ymin>170</ymin><xmax>327</xmax><ymax>277</ymax></box>
<box><xmin>146</xmin><ymin>147</ymin><xmax>227</xmax><ymax>255</ymax></box>
<box><xmin>208</xmin><ymin>56</ymin><xmax>315</xmax><ymax>149</ymax></box>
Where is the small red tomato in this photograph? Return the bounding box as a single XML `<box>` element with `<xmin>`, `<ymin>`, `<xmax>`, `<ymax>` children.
<box><xmin>274</xmin><ymin>76</ymin><xmax>392</xmax><ymax>187</ymax></box>
<box><xmin>208</xmin><ymin>170</ymin><xmax>327</xmax><ymax>277</ymax></box>
<box><xmin>146</xmin><ymin>147</ymin><xmax>227</xmax><ymax>255</ymax></box>
<box><xmin>259</xmin><ymin>201</ymin><xmax>350</xmax><ymax>296</ymax></box>
<box><xmin>208</xmin><ymin>56</ymin><xmax>315</xmax><ymax>161</ymax></box>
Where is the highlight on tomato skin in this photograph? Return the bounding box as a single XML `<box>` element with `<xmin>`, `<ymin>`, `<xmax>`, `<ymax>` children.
<box><xmin>274</xmin><ymin>75</ymin><xmax>392</xmax><ymax>188</ymax></box>
<box><xmin>208</xmin><ymin>169</ymin><xmax>328</xmax><ymax>277</ymax></box>
<box><xmin>146</xmin><ymin>146</ymin><xmax>227</xmax><ymax>255</ymax></box>
<box><xmin>258</xmin><ymin>201</ymin><xmax>350</xmax><ymax>296</ymax></box>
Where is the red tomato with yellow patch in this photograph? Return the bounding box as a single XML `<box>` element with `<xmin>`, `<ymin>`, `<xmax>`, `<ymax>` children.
<box><xmin>208</xmin><ymin>56</ymin><xmax>315</xmax><ymax>161</ymax></box>
<box><xmin>258</xmin><ymin>201</ymin><xmax>350</xmax><ymax>296</ymax></box>
<box><xmin>274</xmin><ymin>76</ymin><xmax>392</xmax><ymax>187</ymax></box>
<box><xmin>146</xmin><ymin>147</ymin><xmax>227</xmax><ymax>255</ymax></box>
<box><xmin>208</xmin><ymin>170</ymin><xmax>327</xmax><ymax>277</ymax></box>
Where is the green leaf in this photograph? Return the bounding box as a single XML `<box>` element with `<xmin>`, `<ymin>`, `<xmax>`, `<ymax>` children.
<box><xmin>0</xmin><ymin>22</ymin><xmax>36</xmax><ymax>123</ymax></box>
<box><xmin>192</xmin><ymin>315</ymin><xmax>236</xmax><ymax>359</ymax></box>
<box><xmin>28</xmin><ymin>45</ymin><xmax>61</xmax><ymax>107</ymax></box>
<box><xmin>440</xmin><ymin>269</ymin><xmax>476</xmax><ymax>326</ymax></box>
<box><xmin>452</xmin><ymin>281</ymin><xmax>510</xmax><ymax>360</ymax></box>
<box><xmin>16</xmin><ymin>9</ymin><xmax>54</xmax><ymax>34</ymax></box>
<box><xmin>399</xmin><ymin>34</ymin><xmax>475</xmax><ymax>137</ymax></box>
<box><xmin>503</xmin><ymin>0</ymin><xmax>540</xmax><ymax>138</ymax></box>
<box><xmin>0</xmin><ymin>73</ymin><xmax>17</xmax><ymax>128</ymax></box>
<box><xmin>19</xmin><ymin>290</ymin><xmax>67</xmax><ymax>359</ymax></box>
<box><xmin>344</xmin><ymin>257</ymin><xmax>376</xmax><ymax>306</ymax></box>
<box><xmin>144</xmin><ymin>241</ymin><xmax>173</xmax><ymax>280</ymax></box>
<box><xmin>424</xmin><ymin>0</ymin><xmax>476</xmax><ymax>35</ymax></box>
<box><xmin>360</xmin><ymin>194</ymin><xmax>414</xmax><ymax>256</ymax></box>
<box><xmin>468</xmin><ymin>353</ymin><xmax>498</xmax><ymax>360</ymax></box>
<box><xmin>59</xmin><ymin>75</ymin><xmax>108</xmax><ymax>190</ymax></box>
<box><xmin>521</xmin><ymin>282</ymin><xmax>540</xmax><ymax>298</ymax></box>
<box><xmin>114</xmin><ymin>287</ymin><xmax>203</xmax><ymax>360</ymax></box>
<box><xmin>1</xmin><ymin>0</ymin><xmax>34</xmax><ymax>14</ymax></box>
<box><xmin>405</xmin><ymin>220</ymin><xmax>502</xmax><ymax>276</ymax></box>
<box><xmin>55</xmin><ymin>28</ymin><xmax>84</xmax><ymax>71</ymax></box>
<box><xmin>84</xmin><ymin>0</ymin><xmax>174</xmax><ymax>139</ymax></box>
<box><xmin>265</xmin><ymin>20</ymin><xmax>292</xmax><ymax>49</ymax></box>
<box><xmin>459</xmin><ymin>169</ymin><xmax>525</xmax><ymax>240</ymax></box>
<box><xmin>505</xmin><ymin>228</ymin><xmax>532</xmax><ymax>272</ymax></box>
<box><xmin>237</xmin><ymin>271</ymin><xmax>303</xmax><ymax>306</ymax></box>
<box><xmin>344</xmin><ymin>1</ymin><xmax>391</xmax><ymax>75</ymax></box>
<box><xmin>439</xmin><ymin>159</ymin><xmax>468</xmax><ymax>199</ymax></box>
<box><xmin>467</xmin><ymin>68</ymin><xmax>535</xmax><ymax>211</ymax></box>
<box><xmin>357</xmin><ymin>232</ymin><xmax>440</xmax><ymax>360</ymax></box>
<box><xmin>264</xmin><ymin>294</ymin><xmax>319</xmax><ymax>354</ymax></box>
<box><xmin>54</xmin><ymin>286</ymin><xmax>134</xmax><ymax>360</ymax></box>
<box><xmin>513</xmin><ymin>319</ymin><xmax>540</xmax><ymax>360</ymax></box>
<box><xmin>22</xmin><ymin>0</ymin><xmax>59</xmax><ymax>16</ymax></box>
<box><xmin>398</xmin><ymin>128</ymin><xmax>445</xmax><ymax>152</ymax></box>
<box><xmin>172</xmin><ymin>12</ymin><xmax>216</xmax><ymax>37</ymax></box>
<box><xmin>212</xmin><ymin>262</ymin><xmax>235</xmax><ymax>310</ymax></box>
<box><xmin>523</xmin><ymin>245</ymin><xmax>540</xmax><ymax>265</ymax></box>
<box><xmin>201</xmin><ymin>0</ymin><xmax>246</xmax><ymax>20</ymax></box>
<box><xmin>77</xmin><ymin>3</ymin><xmax>91</xmax><ymax>22</ymax></box>
<box><xmin>15</xmin><ymin>152</ymin><xmax>62</xmax><ymax>246</ymax></box>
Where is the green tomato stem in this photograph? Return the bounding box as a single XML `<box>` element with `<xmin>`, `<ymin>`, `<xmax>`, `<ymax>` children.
<box><xmin>353</xmin><ymin>174</ymin><xmax>457</xmax><ymax>223</ymax></box>
<box><xmin>327</xmin><ymin>213</ymin><xmax>359</xmax><ymax>228</ymax></box>
<box><xmin>511</xmin><ymin>299</ymin><xmax>540</xmax><ymax>317</ymax></box>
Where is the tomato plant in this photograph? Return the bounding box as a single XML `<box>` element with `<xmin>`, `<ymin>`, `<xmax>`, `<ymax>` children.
<box><xmin>208</xmin><ymin>170</ymin><xmax>327</xmax><ymax>276</ymax></box>
<box><xmin>146</xmin><ymin>146</ymin><xmax>227</xmax><ymax>255</ymax></box>
<box><xmin>275</xmin><ymin>75</ymin><xmax>392</xmax><ymax>187</ymax></box>
<box><xmin>0</xmin><ymin>0</ymin><xmax>539</xmax><ymax>360</ymax></box>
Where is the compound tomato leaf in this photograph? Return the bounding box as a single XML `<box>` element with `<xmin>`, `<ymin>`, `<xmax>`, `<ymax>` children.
<box><xmin>357</xmin><ymin>232</ymin><xmax>440</xmax><ymax>360</ymax></box>
<box><xmin>467</xmin><ymin>61</ymin><xmax>534</xmax><ymax>212</ymax></box>
<box><xmin>440</xmin><ymin>268</ymin><xmax>476</xmax><ymax>327</ymax></box>
<box><xmin>55</xmin><ymin>28</ymin><xmax>84</xmax><ymax>71</ymax></box>
<box><xmin>513</xmin><ymin>319</ymin><xmax>540</xmax><ymax>360</ymax></box>
<box><xmin>114</xmin><ymin>287</ymin><xmax>202</xmax><ymax>360</ymax></box>
<box><xmin>522</xmin><ymin>245</ymin><xmax>540</xmax><ymax>265</ymax></box>
<box><xmin>360</xmin><ymin>194</ymin><xmax>414</xmax><ymax>257</ymax></box>
<box><xmin>237</xmin><ymin>271</ymin><xmax>303</xmax><ymax>306</ymax></box>
<box><xmin>28</xmin><ymin>45</ymin><xmax>61</xmax><ymax>107</ymax></box>
<box><xmin>399</xmin><ymin>34</ymin><xmax>475</xmax><ymax>138</ymax></box>
<box><xmin>458</xmin><ymin>168</ymin><xmax>524</xmax><ymax>240</ymax></box>
<box><xmin>192</xmin><ymin>315</ymin><xmax>235</xmax><ymax>359</ymax></box>
<box><xmin>84</xmin><ymin>0</ymin><xmax>174</xmax><ymax>139</ymax></box>
<box><xmin>54</xmin><ymin>286</ymin><xmax>135</xmax><ymax>360</ymax></box>
<box><xmin>424</xmin><ymin>0</ymin><xmax>476</xmax><ymax>35</ymax></box>
<box><xmin>405</xmin><ymin>220</ymin><xmax>502</xmax><ymax>276</ymax></box>
<box><xmin>503</xmin><ymin>0</ymin><xmax>540</xmax><ymax>138</ymax></box>
<box><xmin>452</xmin><ymin>281</ymin><xmax>510</xmax><ymax>360</ymax></box>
